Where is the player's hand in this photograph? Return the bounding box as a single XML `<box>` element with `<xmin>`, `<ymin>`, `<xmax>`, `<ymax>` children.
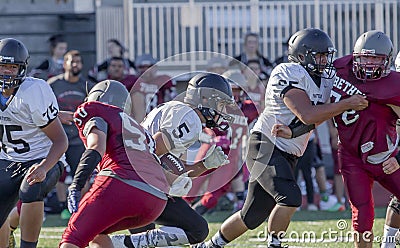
<box><xmin>382</xmin><ymin>157</ymin><xmax>400</xmax><ymax>175</ymax></box>
<box><xmin>213</xmin><ymin>135</ymin><xmax>230</xmax><ymax>149</ymax></box>
<box><xmin>168</xmin><ymin>172</ymin><xmax>192</xmax><ymax>197</ymax></box>
<box><xmin>58</xmin><ymin>110</ymin><xmax>74</xmax><ymax>125</ymax></box>
<box><xmin>271</xmin><ymin>124</ymin><xmax>292</xmax><ymax>139</ymax></box>
<box><xmin>343</xmin><ymin>95</ymin><xmax>368</xmax><ymax>111</ymax></box>
<box><xmin>67</xmin><ymin>186</ymin><xmax>82</xmax><ymax>213</ymax></box>
<box><xmin>26</xmin><ymin>164</ymin><xmax>46</xmax><ymax>185</ymax></box>
<box><xmin>203</xmin><ymin>144</ymin><xmax>229</xmax><ymax>169</ymax></box>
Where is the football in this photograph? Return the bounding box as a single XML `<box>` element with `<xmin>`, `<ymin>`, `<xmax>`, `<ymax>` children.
<box><xmin>159</xmin><ymin>153</ymin><xmax>186</xmax><ymax>175</ymax></box>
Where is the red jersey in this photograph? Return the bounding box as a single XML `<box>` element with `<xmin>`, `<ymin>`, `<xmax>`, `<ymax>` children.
<box><xmin>132</xmin><ymin>74</ymin><xmax>176</xmax><ymax>113</ymax></box>
<box><xmin>119</xmin><ymin>74</ymin><xmax>139</xmax><ymax>92</ymax></box>
<box><xmin>332</xmin><ymin>55</ymin><xmax>400</xmax><ymax>164</ymax></box>
<box><xmin>74</xmin><ymin>101</ymin><xmax>169</xmax><ymax>192</ymax></box>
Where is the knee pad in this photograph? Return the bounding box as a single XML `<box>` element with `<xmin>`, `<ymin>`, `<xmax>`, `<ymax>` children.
<box><xmin>389</xmin><ymin>196</ymin><xmax>400</xmax><ymax>215</ymax></box>
<box><xmin>275</xmin><ymin>181</ymin><xmax>302</xmax><ymax>208</ymax></box>
<box><xmin>186</xmin><ymin>216</ymin><xmax>209</xmax><ymax>244</ymax></box>
<box><xmin>20</xmin><ymin>162</ymin><xmax>63</xmax><ymax>203</ymax></box>
<box><xmin>241</xmin><ymin>209</ymin><xmax>266</xmax><ymax>230</ymax></box>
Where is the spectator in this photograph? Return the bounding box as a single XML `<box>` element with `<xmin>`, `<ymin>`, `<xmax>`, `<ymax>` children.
<box><xmin>294</xmin><ymin>136</ymin><xmax>318</xmax><ymax>211</ymax></box>
<box><xmin>130</xmin><ymin>53</ymin><xmax>176</xmax><ymax>122</ymax></box>
<box><xmin>29</xmin><ymin>34</ymin><xmax>68</xmax><ymax>80</ymax></box>
<box><xmin>88</xmin><ymin>39</ymin><xmax>135</xmax><ymax>82</ymax></box>
<box><xmin>107</xmin><ymin>56</ymin><xmax>138</xmax><ymax>91</ymax></box>
<box><xmin>241</xmin><ymin>60</ymin><xmax>265</xmax><ymax>111</ymax></box>
<box><xmin>273</xmin><ymin>38</ymin><xmax>290</xmax><ymax>66</ymax></box>
<box><xmin>230</xmin><ymin>32</ymin><xmax>273</xmax><ymax>78</ymax></box>
<box><xmin>206</xmin><ymin>56</ymin><xmax>229</xmax><ymax>75</ymax></box>
<box><xmin>47</xmin><ymin>50</ymin><xmax>96</xmax><ymax>220</ymax></box>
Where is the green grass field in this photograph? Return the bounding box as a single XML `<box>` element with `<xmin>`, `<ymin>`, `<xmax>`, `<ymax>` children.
<box><xmin>12</xmin><ymin>208</ymin><xmax>387</xmax><ymax>247</ymax></box>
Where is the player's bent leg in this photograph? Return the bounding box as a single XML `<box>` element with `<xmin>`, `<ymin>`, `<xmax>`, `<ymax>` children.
<box><xmin>381</xmin><ymin>197</ymin><xmax>400</xmax><ymax>247</ymax></box>
<box><xmin>89</xmin><ymin>234</ymin><xmax>114</xmax><ymax>248</ymax></box>
<box><xmin>0</xmin><ymin>218</ymin><xmax>10</xmax><ymax>248</ymax></box>
<box><xmin>19</xmin><ymin>161</ymin><xmax>63</xmax><ymax>245</ymax></box>
<box><xmin>155</xmin><ymin>197</ymin><xmax>209</xmax><ymax>244</ymax></box>
<box><xmin>114</xmin><ymin>197</ymin><xmax>208</xmax><ymax>248</ymax></box>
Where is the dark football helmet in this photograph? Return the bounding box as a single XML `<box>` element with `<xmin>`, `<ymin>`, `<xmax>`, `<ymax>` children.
<box><xmin>352</xmin><ymin>30</ymin><xmax>393</xmax><ymax>80</ymax></box>
<box><xmin>0</xmin><ymin>38</ymin><xmax>29</xmax><ymax>90</ymax></box>
<box><xmin>86</xmin><ymin>80</ymin><xmax>131</xmax><ymax>112</ymax></box>
<box><xmin>288</xmin><ymin>28</ymin><xmax>336</xmax><ymax>79</ymax></box>
<box><xmin>184</xmin><ymin>72</ymin><xmax>235</xmax><ymax>131</ymax></box>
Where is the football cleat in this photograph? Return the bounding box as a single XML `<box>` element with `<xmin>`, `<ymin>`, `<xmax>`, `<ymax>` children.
<box><xmin>110</xmin><ymin>234</ymin><xmax>129</xmax><ymax>248</ymax></box>
<box><xmin>8</xmin><ymin>230</ymin><xmax>16</xmax><ymax>248</ymax></box>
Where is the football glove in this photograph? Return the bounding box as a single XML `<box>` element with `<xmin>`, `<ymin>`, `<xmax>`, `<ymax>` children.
<box><xmin>67</xmin><ymin>186</ymin><xmax>82</xmax><ymax>213</ymax></box>
<box><xmin>168</xmin><ymin>172</ymin><xmax>192</xmax><ymax>197</ymax></box>
<box><xmin>203</xmin><ymin>144</ymin><xmax>229</xmax><ymax>169</ymax></box>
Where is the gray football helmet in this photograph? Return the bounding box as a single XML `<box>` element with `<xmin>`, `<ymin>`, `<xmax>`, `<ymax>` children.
<box><xmin>184</xmin><ymin>72</ymin><xmax>235</xmax><ymax>131</ymax></box>
<box><xmin>352</xmin><ymin>30</ymin><xmax>393</xmax><ymax>80</ymax></box>
<box><xmin>0</xmin><ymin>38</ymin><xmax>29</xmax><ymax>90</ymax></box>
<box><xmin>288</xmin><ymin>28</ymin><xmax>336</xmax><ymax>79</ymax></box>
<box><xmin>86</xmin><ymin>80</ymin><xmax>131</xmax><ymax>112</ymax></box>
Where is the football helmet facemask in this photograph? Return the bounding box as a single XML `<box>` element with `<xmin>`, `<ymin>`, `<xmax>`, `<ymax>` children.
<box><xmin>0</xmin><ymin>38</ymin><xmax>29</xmax><ymax>90</ymax></box>
<box><xmin>184</xmin><ymin>72</ymin><xmax>235</xmax><ymax>131</ymax></box>
<box><xmin>86</xmin><ymin>79</ymin><xmax>131</xmax><ymax>113</ymax></box>
<box><xmin>352</xmin><ymin>30</ymin><xmax>393</xmax><ymax>81</ymax></box>
<box><xmin>288</xmin><ymin>28</ymin><xmax>336</xmax><ymax>79</ymax></box>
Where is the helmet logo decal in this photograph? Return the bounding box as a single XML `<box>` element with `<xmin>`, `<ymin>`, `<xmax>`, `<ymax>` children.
<box><xmin>0</xmin><ymin>56</ymin><xmax>15</xmax><ymax>63</ymax></box>
<box><xmin>360</xmin><ymin>49</ymin><xmax>376</xmax><ymax>55</ymax></box>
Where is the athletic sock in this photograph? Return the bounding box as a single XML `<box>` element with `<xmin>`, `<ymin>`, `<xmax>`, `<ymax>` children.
<box><xmin>381</xmin><ymin>224</ymin><xmax>398</xmax><ymax>248</ymax></box>
<box><xmin>20</xmin><ymin>240</ymin><xmax>38</xmax><ymax>248</ymax></box>
<box><xmin>208</xmin><ymin>230</ymin><xmax>229</xmax><ymax>247</ymax></box>
<box><xmin>267</xmin><ymin>233</ymin><xmax>281</xmax><ymax>247</ymax></box>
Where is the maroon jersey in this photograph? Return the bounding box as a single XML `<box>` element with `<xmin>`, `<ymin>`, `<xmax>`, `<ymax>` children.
<box><xmin>332</xmin><ymin>55</ymin><xmax>400</xmax><ymax>164</ymax></box>
<box><xmin>132</xmin><ymin>74</ymin><xmax>176</xmax><ymax>113</ymax></box>
<box><xmin>117</xmin><ymin>74</ymin><xmax>139</xmax><ymax>92</ymax></box>
<box><xmin>74</xmin><ymin>101</ymin><xmax>168</xmax><ymax>191</ymax></box>
<box><xmin>243</xmin><ymin>84</ymin><xmax>265</xmax><ymax>113</ymax></box>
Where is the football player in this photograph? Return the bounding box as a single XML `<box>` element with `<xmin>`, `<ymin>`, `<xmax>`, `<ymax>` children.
<box><xmin>0</xmin><ymin>38</ymin><xmax>68</xmax><ymax>248</ymax></box>
<box><xmin>60</xmin><ymin>80</ymin><xmax>192</xmax><ymax>248</ymax></box>
<box><xmin>192</xmin><ymin>28</ymin><xmax>368</xmax><ymax>248</ymax></box>
<box><xmin>111</xmin><ymin>72</ymin><xmax>234</xmax><ymax>247</ymax></box>
<box><xmin>333</xmin><ymin>31</ymin><xmax>400</xmax><ymax>248</ymax></box>
<box><xmin>270</xmin><ymin>30</ymin><xmax>400</xmax><ymax>248</ymax></box>
<box><xmin>189</xmin><ymin>70</ymin><xmax>259</xmax><ymax>215</ymax></box>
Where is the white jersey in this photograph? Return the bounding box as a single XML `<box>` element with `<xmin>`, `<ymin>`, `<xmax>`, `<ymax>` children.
<box><xmin>141</xmin><ymin>101</ymin><xmax>203</xmax><ymax>158</ymax></box>
<box><xmin>252</xmin><ymin>63</ymin><xmax>333</xmax><ymax>156</ymax></box>
<box><xmin>0</xmin><ymin>77</ymin><xmax>59</xmax><ymax>162</ymax></box>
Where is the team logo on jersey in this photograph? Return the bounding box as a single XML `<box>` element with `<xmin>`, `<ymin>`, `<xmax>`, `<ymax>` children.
<box><xmin>361</xmin><ymin>141</ymin><xmax>374</xmax><ymax>153</ymax></box>
<box><xmin>333</xmin><ymin>77</ymin><xmax>363</xmax><ymax>96</ymax></box>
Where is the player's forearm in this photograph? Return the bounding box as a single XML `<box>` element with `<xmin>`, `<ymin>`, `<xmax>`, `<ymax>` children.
<box><xmin>186</xmin><ymin>161</ymin><xmax>208</xmax><ymax>177</ymax></box>
<box><xmin>40</xmin><ymin>139</ymin><xmax>68</xmax><ymax>172</ymax></box>
<box><xmin>301</xmin><ymin>102</ymin><xmax>350</xmax><ymax>124</ymax></box>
